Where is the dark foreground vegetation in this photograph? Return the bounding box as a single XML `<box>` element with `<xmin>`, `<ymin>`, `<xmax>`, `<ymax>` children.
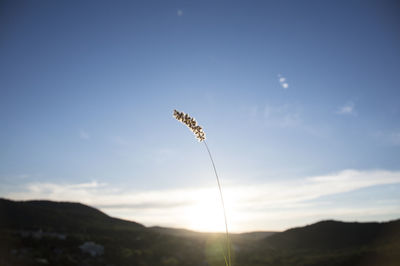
<box><xmin>0</xmin><ymin>198</ymin><xmax>399</xmax><ymax>266</ymax></box>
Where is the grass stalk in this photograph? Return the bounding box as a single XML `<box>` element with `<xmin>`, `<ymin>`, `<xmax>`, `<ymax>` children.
<box><xmin>204</xmin><ymin>140</ymin><xmax>232</xmax><ymax>266</ymax></box>
<box><xmin>173</xmin><ymin>109</ymin><xmax>232</xmax><ymax>266</ymax></box>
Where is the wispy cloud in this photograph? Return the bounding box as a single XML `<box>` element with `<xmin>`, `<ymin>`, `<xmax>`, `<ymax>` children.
<box><xmin>19</xmin><ymin>181</ymin><xmax>106</xmax><ymax>199</ymax></box>
<box><xmin>79</xmin><ymin>129</ymin><xmax>90</xmax><ymax>140</ymax></box>
<box><xmin>4</xmin><ymin>170</ymin><xmax>400</xmax><ymax>232</ymax></box>
<box><xmin>242</xmin><ymin>105</ymin><xmax>259</xmax><ymax>118</ymax></box>
<box><xmin>336</xmin><ymin>101</ymin><xmax>356</xmax><ymax>116</ymax></box>
<box><xmin>177</xmin><ymin>9</ymin><xmax>183</xmax><ymax>16</ymax></box>
<box><xmin>264</xmin><ymin>104</ymin><xmax>302</xmax><ymax>127</ymax></box>
<box><xmin>278</xmin><ymin>74</ymin><xmax>289</xmax><ymax>89</ymax></box>
<box><xmin>242</xmin><ymin>103</ymin><xmax>329</xmax><ymax>137</ymax></box>
<box><xmin>373</xmin><ymin>130</ymin><xmax>400</xmax><ymax>146</ymax></box>
<box><xmin>111</xmin><ymin>136</ymin><xmax>129</xmax><ymax>146</ymax></box>
<box><xmin>389</xmin><ymin>131</ymin><xmax>400</xmax><ymax>146</ymax></box>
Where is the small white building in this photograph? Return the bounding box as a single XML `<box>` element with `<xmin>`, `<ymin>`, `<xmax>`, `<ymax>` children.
<box><xmin>79</xmin><ymin>241</ymin><xmax>104</xmax><ymax>257</ymax></box>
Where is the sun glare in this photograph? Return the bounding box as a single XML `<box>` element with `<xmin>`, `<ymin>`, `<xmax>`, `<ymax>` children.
<box><xmin>183</xmin><ymin>189</ymin><xmax>226</xmax><ymax>232</ymax></box>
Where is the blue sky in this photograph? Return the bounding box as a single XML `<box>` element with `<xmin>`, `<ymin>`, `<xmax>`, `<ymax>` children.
<box><xmin>1</xmin><ymin>0</ymin><xmax>400</xmax><ymax>232</ymax></box>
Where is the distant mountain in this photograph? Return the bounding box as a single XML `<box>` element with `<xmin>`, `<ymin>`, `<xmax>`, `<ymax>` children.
<box><xmin>0</xmin><ymin>198</ymin><xmax>207</xmax><ymax>266</ymax></box>
<box><xmin>263</xmin><ymin>219</ymin><xmax>400</xmax><ymax>250</ymax></box>
<box><xmin>236</xmin><ymin>219</ymin><xmax>400</xmax><ymax>266</ymax></box>
<box><xmin>236</xmin><ymin>231</ymin><xmax>276</xmax><ymax>241</ymax></box>
<box><xmin>0</xmin><ymin>198</ymin><xmax>144</xmax><ymax>232</ymax></box>
<box><xmin>149</xmin><ymin>226</ymin><xmax>276</xmax><ymax>241</ymax></box>
<box><xmin>1</xmin><ymin>198</ymin><xmax>399</xmax><ymax>266</ymax></box>
<box><xmin>149</xmin><ymin>226</ymin><xmax>210</xmax><ymax>238</ymax></box>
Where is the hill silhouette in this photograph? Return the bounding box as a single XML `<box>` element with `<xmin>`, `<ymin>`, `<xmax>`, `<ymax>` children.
<box><xmin>1</xmin><ymin>198</ymin><xmax>399</xmax><ymax>266</ymax></box>
<box><xmin>263</xmin><ymin>219</ymin><xmax>400</xmax><ymax>250</ymax></box>
<box><xmin>239</xmin><ymin>220</ymin><xmax>400</xmax><ymax>266</ymax></box>
<box><xmin>0</xmin><ymin>198</ymin><xmax>144</xmax><ymax>233</ymax></box>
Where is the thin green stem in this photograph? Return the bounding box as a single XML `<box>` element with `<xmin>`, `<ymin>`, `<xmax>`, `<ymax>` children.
<box><xmin>204</xmin><ymin>140</ymin><xmax>232</xmax><ymax>266</ymax></box>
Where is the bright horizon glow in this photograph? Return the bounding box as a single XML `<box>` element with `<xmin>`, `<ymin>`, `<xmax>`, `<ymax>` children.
<box><xmin>183</xmin><ymin>191</ymin><xmax>226</xmax><ymax>232</ymax></box>
<box><xmin>4</xmin><ymin>169</ymin><xmax>400</xmax><ymax>232</ymax></box>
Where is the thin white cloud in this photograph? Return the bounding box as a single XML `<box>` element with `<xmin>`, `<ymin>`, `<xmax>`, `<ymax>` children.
<box><xmin>177</xmin><ymin>9</ymin><xmax>183</xmax><ymax>16</ymax></box>
<box><xmin>244</xmin><ymin>105</ymin><xmax>258</xmax><ymax>118</ymax></box>
<box><xmin>278</xmin><ymin>74</ymin><xmax>289</xmax><ymax>89</ymax></box>
<box><xmin>4</xmin><ymin>169</ymin><xmax>400</xmax><ymax>232</ymax></box>
<box><xmin>336</xmin><ymin>101</ymin><xmax>356</xmax><ymax>115</ymax></box>
<box><xmin>20</xmin><ymin>181</ymin><xmax>106</xmax><ymax>200</ymax></box>
<box><xmin>373</xmin><ymin>130</ymin><xmax>400</xmax><ymax>147</ymax></box>
<box><xmin>79</xmin><ymin>129</ymin><xmax>90</xmax><ymax>140</ymax></box>
<box><xmin>264</xmin><ymin>104</ymin><xmax>302</xmax><ymax>127</ymax></box>
<box><xmin>111</xmin><ymin>136</ymin><xmax>129</xmax><ymax>146</ymax></box>
<box><xmin>386</xmin><ymin>131</ymin><xmax>400</xmax><ymax>146</ymax></box>
<box><xmin>244</xmin><ymin>103</ymin><xmax>328</xmax><ymax>137</ymax></box>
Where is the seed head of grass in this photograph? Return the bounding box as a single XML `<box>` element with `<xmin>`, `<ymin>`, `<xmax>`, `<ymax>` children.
<box><xmin>173</xmin><ymin>109</ymin><xmax>206</xmax><ymax>142</ymax></box>
<box><xmin>173</xmin><ymin>109</ymin><xmax>232</xmax><ymax>266</ymax></box>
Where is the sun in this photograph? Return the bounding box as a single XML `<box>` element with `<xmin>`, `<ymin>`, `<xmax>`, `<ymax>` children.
<box><xmin>183</xmin><ymin>189</ymin><xmax>227</xmax><ymax>232</ymax></box>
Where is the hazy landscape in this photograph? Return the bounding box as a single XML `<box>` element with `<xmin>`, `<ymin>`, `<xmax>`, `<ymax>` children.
<box><xmin>1</xmin><ymin>198</ymin><xmax>399</xmax><ymax>266</ymax></box>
